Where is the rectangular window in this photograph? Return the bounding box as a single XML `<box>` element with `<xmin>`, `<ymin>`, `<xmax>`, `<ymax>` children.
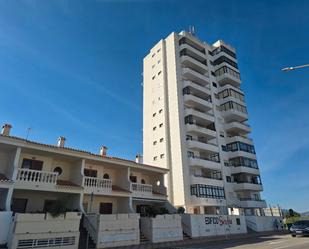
<box><xmin>22</xmin><ymin>159</ymin><xmax>43</xmax><ymax>171</ymax></box>
<box><xmin>153</xmin><ymin>126</ymin><xmax>156</xmax><ymax>131</ymax></box>
<box><xmin>153</xmin><ymin>156</ymin><xmax>157</xmax><ymax>161</ymax></box>
<box><xmin>212</xmin><ymin>82</ymin><xmax>217</xmax><ymax>88</ymax></box>
<box><xmin>153</xmin><ymin>141</ymin><xmax>157</xmax><ymax>145</ymax></box>
<box><xmin>159</xmin><ymin>123</ymin><xmax>163</xmax><ymax>128</ymax></box>
<box><xmin>190</xmin><ymin>184</ymin><xmax>225</xmax><ymax>199</ymax></box>
<box><xmin>159</xmin><ymin>109</ymin><xmax>163</xmax><ymax>113</ymax></box>
<box><xmin>152</xmin><ymin>113</ymin><xmax>156</xmax><ymax>117</ymax></box>
<box><xmin>160</xmin><ymin>138</ymin><xmax>164</xmax><ymax>142</ymax></box>
<box><xmin>152</xmin><ymin>75</ymin><xmax>156</xmax><ymax>80</ymax></box>
<box><xmin>152</xmin><ymin>53</ymin><xmax>155</xmax><ymax>57</ymax></box>
<box><xmin>160</xmin><ymin>154</ymin><xmax>165</xmax><ymax>159</ymax></box>
<box><xmin>158</xmin><ymin>71</ymin><xmax>162</xmax><ymax>75</ymax></box>
<box><xmin>84</xmin><ymin>169</ymin><xmax>97</xmax><ymax>177</ymax></box>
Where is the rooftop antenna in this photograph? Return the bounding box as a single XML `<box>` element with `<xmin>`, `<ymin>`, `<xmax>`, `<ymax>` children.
<box><xmin>26</xmin><ymin>127</ymin><xmax>31</xmax><ymax>140</ymax></box>
<box><xmin>189</xmin><ymin>25</ymin><xmax>196</xmax><ymax>36</ymax></box>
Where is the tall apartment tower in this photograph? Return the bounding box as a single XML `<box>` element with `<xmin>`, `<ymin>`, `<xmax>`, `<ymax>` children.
<box><xmin>143</xmin><ymin>31</ymin><xmax>266</xmax><ymax>216</ymax></box>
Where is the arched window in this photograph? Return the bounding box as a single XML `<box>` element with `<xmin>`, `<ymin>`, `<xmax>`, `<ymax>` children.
<box><xmin>103</xmin><ymin>173</ymin><xmax>110</xmax><ymax>179</ymax></box>
<box><xmin>141</xmin><ymin>179</ymin><xmax>146</xmax><ymax>184</ymax></box>
<box><xmin>53</xmin><ymin>167</ymin><xmax>63</xmax><ymax>176</ymax></box>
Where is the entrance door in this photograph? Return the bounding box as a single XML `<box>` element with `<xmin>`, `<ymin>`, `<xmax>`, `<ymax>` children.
<box><xmin>99</xmin><ymin>203</ymin><xmax>113</xmax><ymax>214</ymax></box>
<box><xmin>136</xmin><ymin>204</ymin><xmax>150</xmax><ymax>217</ymax></box>
<box><xmin>11</xmin><ymin>198</ymin><xmax>28</xmax><ymax>213</ymax></box>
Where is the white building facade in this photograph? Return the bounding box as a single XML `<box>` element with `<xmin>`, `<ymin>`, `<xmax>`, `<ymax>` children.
<box><xmin>143</xmin><ymin>31</ymin><xmax>267</xmax><ymax>217</ymax></box>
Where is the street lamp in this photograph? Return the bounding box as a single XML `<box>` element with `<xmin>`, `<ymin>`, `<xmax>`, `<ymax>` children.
<box><xmin>281</xmin><ymin>64</ymin><xmax>309</xmax><ymax>72</ymax></box>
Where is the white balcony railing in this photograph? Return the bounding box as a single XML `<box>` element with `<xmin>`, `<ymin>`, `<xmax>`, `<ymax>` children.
<box><xmin>84</xmin><ymin>176</ymin><xmax>112</xmax><ymax>190</ymax></box>
<box><xmin>131</xmin><ymin>183</ymin><xmax>152</xmax><ymax>193</ymax></box>
<box><xmin>16</xmin><ymin>168</ymin><xmax>58</xmax><ymax>185</ymax></box>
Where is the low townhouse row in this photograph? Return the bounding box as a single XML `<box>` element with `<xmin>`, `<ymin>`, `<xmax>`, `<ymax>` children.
<box><xmin>0</xmin><ymin>124</ymin><xmax>282</xmax><ymax>249</ymax></box>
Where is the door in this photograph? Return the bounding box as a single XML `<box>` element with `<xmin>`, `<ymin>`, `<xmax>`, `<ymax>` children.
<box><xmin>99</xmin><ymin>203</ymin><xmax>113</xmax><ymax>214</ymax></box>
<box><xmin>11</xmin><ymin>198</ymin><xmax>28</xmax><ymax>213</ymax></box>
<box><xmin>84</xmin><ymin>169</ymin><xmax>98</xmax><ymax>177</ymax></box>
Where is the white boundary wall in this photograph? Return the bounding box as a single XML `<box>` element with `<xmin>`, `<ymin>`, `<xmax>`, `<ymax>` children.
<box><xmin>140</xmin><ymin>214</ymin><xmax>183</xmax><ymax>243</ymax></box>
<box><xmin>0</xmin><ymin>211</ymin><xmax>12</xmax><ymax>244</ymax></box>
<box><xmin>8</xmin><ymin>212</ymin><xmax>81</xmax><ymax>249</ymax></box>
<box><xmin>245</xmin><ymin>216</ymin><xmax>283</xmax><ymax>232</ymax></box>
<box><xmin>85</xmin><ymin>213</ymin><xmax>140</xmax><ymax>248</ymax></box>
<box><xmin>182</xmin><ymin>214</ymin><xmax>247</xmax><ymax>238</ymax></box>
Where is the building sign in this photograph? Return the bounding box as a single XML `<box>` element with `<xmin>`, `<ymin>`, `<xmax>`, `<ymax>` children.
<box><xmin>204</xmin><ymin>216</ymin><xmax>233</xmax><ymax>226</ymax></box>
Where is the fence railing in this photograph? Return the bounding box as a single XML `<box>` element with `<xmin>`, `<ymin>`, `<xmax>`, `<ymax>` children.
<box><xmin>16</xmin><ymin>168</ymin><xmax>58</xmax><ymax>185</ymax></box>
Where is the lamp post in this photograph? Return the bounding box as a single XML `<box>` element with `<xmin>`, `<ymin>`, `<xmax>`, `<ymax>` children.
<box><xmin>281</xmin><ymin>64</ymin><xmax>309</xmax><ymax>72</ymax></box>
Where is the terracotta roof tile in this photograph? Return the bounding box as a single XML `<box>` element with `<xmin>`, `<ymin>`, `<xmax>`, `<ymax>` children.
<box><xmin>56</xmin><ymin>180</ymin><xmax>81</xmax><ymax>187</ymax></box>
<box><xmin>112</xmin><ymin>185</ymin><xmax>131</xmax><ymax>193</ymax></box>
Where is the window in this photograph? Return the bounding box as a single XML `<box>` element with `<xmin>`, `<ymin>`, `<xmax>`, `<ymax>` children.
<box><xmin>221</xmin><ymin>145</ymin><xmax>227</xmax><ymax>152</ymax></box>
<box><xmin>215</xmin><ymin>66</ymin><xmax>240</xmax><ymax>79</ymax></box>
<box><xmin>130</xmin><ymin>175</ymin><xmax>137</xmax><ymax>182</ymax></box>
<box><xmin>158</xmin><ymin>71</ymin><xmax>162</xmax><ymax>75</ymax></box>
<box><xmin>103</xmin><ymin>173</ymin><xmax>110</xmax><ymax>179</ymax></box>
<box><xmin>152</xmin><ymin>75</ymin><xmax>156</xmax><ymax>80</ymax></box>
<box><xmin>99</xmin><ymin>203</ymin><xmax>113</xmax><ymax>214</ymax></box>
<box><xmin>187</xmin><ymin>151</ymin><xmax>194</xmax><ymax>158</ymax></box>
<box><xmin>152</xmin><ymin>64</ymin><xmax>155</xmax><ymax>69</ymax></box>
<box><xmin>236</xmin><ymin>218</ymin><xmax>241</xmax><ymax>225</ymax></box>
<box><xmin>220</xmin><ymin>132</ymin><xmax>225</xmax><ymax>137</ymax></box>
<box><xmin>212</xmin><ymin>82</ymin><xmax>217</xmax><ymax>88</ymax></box>
<box><xmin>159</xmin><ymin>109</ymin><xmax>163</xmax><ymax>113</ymax></box>
<box><xmin>211</xmin><ymin>71</ymin><xmax>216</xmax><ymax>76</ymax></box>
<box><xmin>153</xmin><ymin>126</ymin><xmax>156</xmax><ymax>131</ymax></box>
<box><xmin>229</xmin><ymin>157</ymin><xmax>258</xmax><ymax>168</ymax></box>
<box><xmin>159</xmin><ymin>123</ymin><xmax>163</xmax><ymax>128</ymax></box>
<box><xmin>213</xmin><ymin>55</ymin><xmax>238</xmax><ymax>69</ymax></box>
<box><xmin>22</xmin><ymin>158</ymin><xmax>43</xmax><ymax>171</ymax></box>
<box><xmin>153</xmin><ymin>141</ymin><xmax>157</xmax><ymax>145</ymax></box>
<box><xmin>186</xmin><ymin>135</ymin><xmax>193</xmax><ymax>141</ymax></box>
<box><xmin>53</xmin><ymin>167</ymin><xmax>63</xmax><ymax>176</ymax></box>
<box><xmin>84</xmin><ymin>169</ymin><xmax>97</xmax><ymax>177</ymax></box>
<box><xmin>226</xmin><ymin>142</ymin><xmax>255</xmax><ymax>154</ymax></box>
<box><xmin>220</xmin><ymin>101</ymin><xmax>247</xmax><ymax>114</ymax></box>
<box><xmin>152</xmin><ymin>53</ymin><xmax>155</xmax><ymax>57</ymax></box>
<box><xmin>153</xmin><ymin>156</ymin><xmax>157</xmax><ymax>161</ymax></box>
<box><xmin>226</xmin><ymin>176</ymin><xmax>231</xmax><ymax>182</ymax></box>
<box><xmin>160</xmin><ymin>138</ymin><xmax>164</xmax><ymax>142</ymax></box>
<box><xmin>152</xmin><ymin>113</ymin><xmax>156</xmax><ymax>117</ymax></box>
<box><xmin>158</xmin><ymin>60</ymin><xmax>161</xmax><ymax>64</ymax></box>
<box><xmin>160</xmin><ymin>154</ymin><xmax>165</xmax><ymax>159</ymax></box>
<box><xmin>190</xmin><ymin>184</ymin><xmax>225</xmax><ymax>199</ymax></box>
<box><xmin>141</xmin><ymin>179</ymin><xmax>146</xmax><ymax>184</ymax></box>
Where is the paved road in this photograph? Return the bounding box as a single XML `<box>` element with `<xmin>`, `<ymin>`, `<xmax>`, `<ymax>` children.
<box><xmin>170</xmin><ymin>234</ymin><xmax>309</xmax><ymax>249</ymax></box>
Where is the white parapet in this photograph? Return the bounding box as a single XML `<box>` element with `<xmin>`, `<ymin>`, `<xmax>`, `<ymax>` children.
<box><xmin>0</xmin><ymin>211</ymin><xmax>12</xmax><ymax>245</ymax></box>
<box><xmin>84</xmin><ymin>213</ymin><xmax>140</xmax><ymax>248</ymax></box>
<box><xmin>8</xmin><ymin>212</ymin><xmax>82</xmax><ymax>249</ymax></box>
<box><xmin>245</xmin><ymin>215</ymin><xmax>283</xmax><ymax>232</ymax></box>
<box><xmin>181</xmin><ymin>214</ymin><xmax>247</xmax><ymax>238</ymax></box>
<box><xmin>140</xmin><ymin>214</ymin><xmax>183</xmax><ymax>243</ymax></box>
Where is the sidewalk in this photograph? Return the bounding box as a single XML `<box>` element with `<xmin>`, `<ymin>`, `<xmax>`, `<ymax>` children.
<box><xmin>109</xmin><ymin>231</ymin><xmax>288</xmax><ymax>249</ymax></box>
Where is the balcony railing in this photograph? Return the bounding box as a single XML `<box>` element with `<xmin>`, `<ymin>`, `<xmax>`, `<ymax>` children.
<box><xmin>235</xmin><ymin>180</ymin><xmax>262</xmax><ymax>185</ymax></box>
<box><xmin>131</xmin><ymin>183</ymin><xmax>153</xmax><ymax>193</ymax></box>
<box><xmin>239</xmin><ymin>198</ymin><xmax>265</xmax><ymax>202</ymax></box>
<box><xmin>188</xmin><ymin>154</ymin><xmax>220</xmax><ymax>163</ymax></box>
<box><xmin>84</xmin><ymin>176</ymin><xmax>112</xmax><ymax>190</ymax></box>
<box><xmin>193</xmin><ymin>174</ymin><xmax>222</xmax><ymax>181</ymax></box>
<box><xmin>16</xmin><ymin>168</ymin><xmax>58</xmax><ymax>185</ymax></box>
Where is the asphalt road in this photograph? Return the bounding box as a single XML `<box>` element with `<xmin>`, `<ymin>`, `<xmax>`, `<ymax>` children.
<box><xmin>170</xmin><ymin>234</ymin><xmax>309</xmax><ymax>249</ymax></box>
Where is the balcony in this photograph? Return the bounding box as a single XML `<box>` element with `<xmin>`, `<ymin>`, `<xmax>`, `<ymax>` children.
<box><xmin>215</xmin><ymin>66</ymin><xmax>241</xmax><ymax>86</ymax></box>
<box><xmin>191</xmin><ymin>175</ymin><xmax>224</xmax><ymax>187</ymax></box>
<box><xmin>234</xmin><ymin>182</ymin><xmax>263</xmax><ymax>192</ymax></box>
<box><xmin>182</xmin><ymin>67</ymin><xmax>209</xmax><ymax>85</ymax></box>
<box><xmin>131</xmin><ymin>182</ymin><xmax>166</xmax><ymax>200</ymax></box>
<box><xmin>181</xmin><ymin>55</ymin><xmax>208</xmax><ymax>74</ymax></box>
<box><xmin>226</xmin><ymin>135</ymin><xmax>253</xmax><ymax>145</ymax></box>
<box><xmin>187</xmin><ymin>157</ymin><xmax>221</xmax><ymax>171</ymax></box>
<box><xmin>183</xmin><ymin>80</ymin><xmax>211</xmax><ymax>95</ymax></box>
<box><xmin>225</xmin><ymin>122</ymin><xmax>251</xmax><ymax>135</ymax></box>
<box><xmin>239</xmin><ymin>198</ymin><xmax>267</xmax><ymax>208</ymax></box>
<box><xmin>184</xmin><ymin>94</ymin><xmax>212</xmax><ymax>112</ymax></box>
<box><xmin>231</xmin><ymin>166</ymin><xmax>260</xmax><ymax>175</ymax></box>
<box><xmin>83</xmin><ymin>176</ymin><xmax>113</xmax><ymax>195</ymax></box>
<box><xmin>15</xmin><ymin>168</ymin><xmax>82</xmax><ymax>193</ymax></box>
<box><xmin>186</xmin><ymin>140</ymin><xmax>219</xmax><ymax>154</ymax></box>
<box><xmin>185</xmin><ymin>123</ymin><xmax>216</xmax><ymax>139</ymax></box>
<box><xmin>184</xmin><ymin>108</ymin><xmax>214</xmax><ymax>125</ymax></box>
<box><xmin>227</xmin><ymin>150</ymin><xmax>257</xmax><ymax>160</ymax></box>
<box><xmin>190</xmin><ymin>195</ymin><xmax>226</xmax><ymax>206</ymax></box>
<box><xmin>179</xmin><ymin>43</ymin><xmax>205</xmax><ymax>62</ymax></box>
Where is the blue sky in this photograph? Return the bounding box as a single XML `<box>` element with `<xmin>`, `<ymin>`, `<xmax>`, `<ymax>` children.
<box><xmin>0</xmin><ymin>0</ymin><xmax>308</xmax><ymax>212</ymax></box>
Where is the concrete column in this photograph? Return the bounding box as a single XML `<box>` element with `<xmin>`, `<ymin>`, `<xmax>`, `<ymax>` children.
<box><xmin>79</xmin><ymin>159</ymin><xmax>86</xmax><ymax>213</ymax></box>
